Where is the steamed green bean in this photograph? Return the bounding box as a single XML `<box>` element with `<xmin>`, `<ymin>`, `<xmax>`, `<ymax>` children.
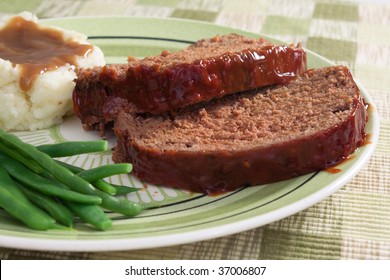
<box><xmin>0</xmin><ymin>167</ymin><xmax>65</xmax><ymax>230</ymax></box>
<box><xmin>37</xmin><ymin>140</ymin><xmax>108</xmax><ymax>158</ymax></box>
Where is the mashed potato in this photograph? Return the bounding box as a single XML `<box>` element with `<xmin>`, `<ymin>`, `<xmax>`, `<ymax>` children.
<box><xmin>0</xmin><ymin>12</ymin><xmax>105</xmax><ymax>131</ymax></box>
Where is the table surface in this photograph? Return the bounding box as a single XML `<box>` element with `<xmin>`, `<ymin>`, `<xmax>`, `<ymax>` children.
<box><xmin>0</xmin><ymin>0</ymin><xmax>389</xmax><ymax>260</ymax></box>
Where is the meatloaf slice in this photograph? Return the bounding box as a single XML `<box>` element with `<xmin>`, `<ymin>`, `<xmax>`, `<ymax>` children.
<box><xmin>73</xmin><ymin>33</ymin><xmax>306</xmax><ymax>132</ymax></box>
<box><xmin>112</xmin><ymin>66</ymin><xmax>368</xmax><ymax>194</ymax></box>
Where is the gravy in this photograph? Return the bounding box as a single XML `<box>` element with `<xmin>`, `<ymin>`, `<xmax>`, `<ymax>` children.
<box><xmin>0</xmin><ymin>16</ymin><xmax>93</xmax><ymax>91</ymax></box>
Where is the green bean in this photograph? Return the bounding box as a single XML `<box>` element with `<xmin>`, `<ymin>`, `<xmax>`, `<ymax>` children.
<box><xmin>64</xmin><ymin>168</ymin><xmax>143</xmax><ymax>215</ymax></box>
<box><xmin>37</xmin><ymin>140</ymin><xmax>108</xmax><ymax>158</ymax></box>
<box><xmin>25</xmin><ymin>139</ymin><xmax>113</xmax><ymax>199</ymax></box>
<box><xmin>64</xmin><ymin>201</ymin><xmax>112</xmax><ymax>231</ymax></box>
<box><xmin>0</xmin><ymin>153</ymin><xmax>102</xmax><ymax>204</ymax></box>
<box><xmin>55</xmin><ymin>161</ymin><xmax>116</xmax><ymax>195</ymax></box>
<box><xmin>0</xmin><ymin>142</ymin><xmax>43</xmax><ymax>173</ymax></box>
<box><xmin>0</xmin><ymin>129</ymin><xmax>144</xmax><ymax>217</ymax></box>
<box><xmin>98</xmin><ymin>193</ymin><xmax>145</xmax><ymax>216</ymax></box>
<box><xmin>0</xmin><ymin>129</ymin><xmax>97</xmax><ymax>194</ymax></box>
<box><xmin>65</xmin><ymin>170</ymin><xmax>143</xmax><ymax>215</ymax></box>
<box><xmin>43</xmin><ymin>171</ymin><xmax>112</xmax><ymax>230</ymax></box>
<box><xmin>0</xmin><ymin>166</ymin><xmax>29</xmax><ymax>202</ymax></box>
<box><xmin>55</xmin><ymin>162</ymin><xmax>143</xmax><ymax>214</ymax></box>
<box><xmin>77</xmin><ymin>163</ymin><xmax>132</xmax><ymax>182</ymax></box>
<box><xmin>52</xmin><ymin>161</ymin><xmax>143</xmax><ymax>215</ymax></box>
<box><xmin>93</xmin><ymin>180</ymin><xmax>116</xmax><ymax>195</ymax></box>
<box><xmin>16</xmin><ymin>182</ymin><xmax>74</xmax><ymax>227</ymax></box>
<box><xmin>56</xmin><ymin>161</ymin><xmax>138</xmax><ymax>196</ymax></box>
<box><xmin>40</xmin><ymin>170</ymin><xmax>112</xmax><ymax>230</ymax></box>
<box><xmin>112</xmin><ymin>184</ymin><xmax>139</xmax><ymax>196</ymax></box>
<box><xmin>55</xmin><ymin>160</ymin><xmax>84</xmax><ymax>173</ymax></box>
<box><xmin>0</xmin><ymin>167</ymin><xmax>65</xmax><ymax>230</ymax></box>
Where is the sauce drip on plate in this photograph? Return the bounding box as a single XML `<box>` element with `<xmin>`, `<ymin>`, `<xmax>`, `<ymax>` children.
<box><xmin>0</xmin><ymin>16</ymin><xmax>93</xmax><ymax>91</ymax></box>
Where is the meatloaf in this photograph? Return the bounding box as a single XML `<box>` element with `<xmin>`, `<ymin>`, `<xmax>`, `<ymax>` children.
<box><xmin>73</xmin><ymin>33</ymin><xmax>307</xmax><ymax>132</ymax></box>
<box><xmin>112</xmin><ymin>66</ymin><xmax>368</xmax><ymax>194</ymax></box>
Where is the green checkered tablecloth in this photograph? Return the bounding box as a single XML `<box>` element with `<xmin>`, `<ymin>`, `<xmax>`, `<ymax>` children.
<box><xmin>0</xmin><ymin>0</ymin><xmax>389</xmax><ymax>260</ymax></box>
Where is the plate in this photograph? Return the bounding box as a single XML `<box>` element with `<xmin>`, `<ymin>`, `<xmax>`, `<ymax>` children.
<box><xmin>0</xmin><ymin>17</ymin><xmax>379</xmax><ymax>252</ymax></box>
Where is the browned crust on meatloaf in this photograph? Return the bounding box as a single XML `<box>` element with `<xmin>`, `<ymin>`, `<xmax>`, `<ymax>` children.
<box><xmin>112</xmin><ymin>66</ymin><xmax>368</xmax><ymax>194</ymax></box>
<box><xmin>73</xmin><ymin>34</ymin><xmax>306</xmax><ymax>132</ymax></box>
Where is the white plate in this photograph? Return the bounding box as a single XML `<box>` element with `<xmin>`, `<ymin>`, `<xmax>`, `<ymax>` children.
<box><xmin>0</xmin><ymin>17</ymin><xmax>379</xmax><ymax>252</ymax></box>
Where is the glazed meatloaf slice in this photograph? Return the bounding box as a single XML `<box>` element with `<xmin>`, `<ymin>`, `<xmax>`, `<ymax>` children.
<box><xmin>73</xmin><ymin>33</ymin><xmax>306</xmax><ymax>132</ymax></box>
<box><xmin>112</xmin><ymin>66</ymin><xmax>368</xmax><ymax>194</ymax></box>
